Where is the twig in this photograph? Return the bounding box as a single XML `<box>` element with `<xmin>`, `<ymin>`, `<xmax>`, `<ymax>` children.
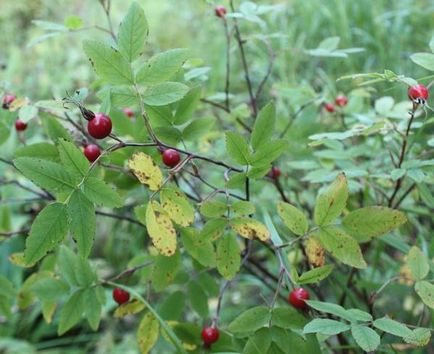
<box><xmin>229</xmin><ymin>0</ymin><xmax>257</xmax><ymax>117</ymax></box>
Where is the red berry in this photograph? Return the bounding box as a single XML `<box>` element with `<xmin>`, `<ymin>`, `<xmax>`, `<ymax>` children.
<box><xmin>15</xmin><ymin>119</ymin><xmax>27</xmax><ymax>131</ymax></box>
<box><xmin>2</xmin><ymin>94</ymin><xmax>16</xmax><ymax>109</ymax></box>
<box><xmin>288</xmin><ymin>288</ymin><xmax>310</xmax><ymax>309</ymax></box>
<box><xmin>112</xmin><ymin>287</ymin><xmax>130</xmax><ymax>305</ymax></box>
<box><xmin>267</xmin><ymin>166</ymin><xmax>281</xmax><ymax>179</ymax></box>
<box><xmin>408</xmin><ymin>83</ymin><xmax>429</xmax><ymax>101</ymax></box>
<box><xmin>215</xmin><ymin>6</ymin><xmax>227</xmax><ymax>17</ymax></box>
<box><xmin>324</xmin><ymin>102</ymin><xmax>335</xmax><ymax>113</ymax></box>
<box><xmin>87</xmin><ymin>113</ymin><xmax>112</xmax><ymax>139</ymax></box>
<box><xmin>335</xmin><ymin>95</ymin><xmax>348</xmax><ymax>107</ymax></box>
<box><xmin>123</xmin><ymin>108</ymin><xmax>134</xmax><ymax>118</ymax></box>
<box><xmin>162</xmin><ymin>149</ymin><xmax>181</xmax><ymax>168</ymax></box>
<box><xmin>201</xmin><ymin>326</ymin><xmax>219</xmax><ymax>347</ymax></box>
<box><xmin>83</xmin><ymin>144</ymin><xmax>101</xmax><ymax>162</ymax></box>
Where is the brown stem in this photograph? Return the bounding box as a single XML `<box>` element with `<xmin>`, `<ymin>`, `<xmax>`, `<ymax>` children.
<box><xmin>229</xmin><ymin>0</ymin><xmax>257</xmax><ymax>117</ymax></box>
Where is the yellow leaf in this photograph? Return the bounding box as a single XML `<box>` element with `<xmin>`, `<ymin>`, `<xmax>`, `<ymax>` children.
<box><xmin>114</xmin><ymin>299</ymin><xmax>145</xmax><ymax>318</ymax></box>
<box><xmin>146</xmin><ymin>201</ymin><xmax>177</xmax><ymax>256</ymax></box>
<box><xmin>160</xmin><ymin>187</ymin><xmax>195</xmax><ymax>226</ymax></box>
<box><xmin>305</xmin><ymin>237</ymin><xmax>325</xmax><ymax>268</ymax></box>
<box><xmin>137</xmin><ymin>311</ymin><xmax>160</xmax><ymax>354</ymax></box>
<box><xmin>9</xmin><ymin>252</ymin><xmax>34</xmax><ymax>268</ymax></box>
<box><xmin>128</xmin><ymin>152</ymin><xmax>163</xmax><ymax>191</ymax></box>
<box><xmin>9</xmin><ymin>97</ymin><xmax>29</xmax><ymax>111</ymax></box>
<box><xmin>230</xmin><ymin>217</ymin><xmax>270</xmax><ymax>241</ymax></box>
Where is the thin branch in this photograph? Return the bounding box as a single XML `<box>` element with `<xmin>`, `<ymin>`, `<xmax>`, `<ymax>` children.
<box><xmin>229</xmin><ymin>0</ymin><xmax>257</xmax><ymax>117</ymax></box>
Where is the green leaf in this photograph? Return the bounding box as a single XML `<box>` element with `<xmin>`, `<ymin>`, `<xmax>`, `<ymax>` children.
<box><xmin>182</xmin><ymin>118</ymin><xmax>214</xmax><ymax>141</ymax></box>
<box><xmin>58</xmin><ymin>289</ymin><xmax>86</xmax><ymax>335</ymax></box>
<box><xmin>81</xmin><ymin>177</ymin><xmax>123</xmax><ymax>208</ymax></box>
<box><xmin>151</xmin><ymin>252</ymin><xmax>181</xmax><ymax>292</ymax></box>
<box><xmin>216</xmin><ymin>233</ymin><xmax>241</xmax><ymax>280</ymax></box>
<box><xmin>313</xmin><ymin>227</ymin><xmax>367</xmax><ymax>269</ymax></box>
<box><xmin>58</xmin><ymin>139</ymin><xmax>89</xmax><ymax>178</ymax></box>
<box><xmin>14</xmin><ymin>157</ymin><xmax>76</xmax><ymax>195</ymax></box>
<box><xmin>136</xmin><ymin>48</ymin><xmax>190</xmax><ymax>85</ymax></box>
<box><xmin>142</xmin><ymin>82</ymin><xmax>189</xmax><ymax>106</ymax></box>
<box><xmin>303</xmin><ymin>319</ymin><xmax>350</xmax><ymax>336</ymax></box>
<box><xmin>24</xmin><ymin>203</ymin><xmax>68</xmax><ymax>264</ymax></box>
<box><xmin>410</xmin><ymin>53</ymin><xmax>434</xmax><ymax>71</ymax></box>
<box><xmin>404</xmin><ymin>328</ymin><xmax>431</xmax><ymax>346</ymax></box>
<box><xmin>351</xmin><ymin>325</ymin><xmax>380</xmax><ymax>352</ymax></box>
<box><xmin>225</xmin><ymin>131</ymin><xmax>250</xmax><ymax>165</ymax></box>
<box><xmin>342</xmin><ymin>206</ymin><xmax>407</xmax><ymax>242</ymax></box>
<box><xmin>414</xmin><ymin>281</ymin><xmax>434</xmax><ymax>309</ymax></box>
<box><xmin>160</xmin><ymin>187</ymin><xmax>195</xmax><ymax>227</ymax></box>
<box><xmin>64</xmin><ymin>15</ymin><xmax>83</xmax><ymax>30</ymax></box>
<box><xmin>83</xmin><ymin>287</ymin><xmax>102</xmax><ymax>330</ymax></box>
<box><xmin>83</xmin><ymin>40</ymin><xmax>134</xmax><ymax>85</ymax></box>
<box><xmin>67</xmin><ymin>190</ymin><xmax>96</xmax><ymax>258</ymax></box>
<box><xmin>18</xmin><ymin>105</ymin><xmax>38</xmax><ymax>122</ymax></box>
<box><xmin>137</xmin><ymin>311</ymin><xmax>160</xmax><ymax>353</ymax></box>
<box><xmin>118</xmin><ymin>2</ymin><xmax>148</xmax><ymax>62</ymax></box>
<box><xmin>15</xmin><ymin>143</ymin><xmax>59</xmax><ymax>161</ymax></box>
<box><xmin>277</xmin><ymin>201</ymin><xmax>308</xmax><ymax>236</ymax></box>
<box><xmin>173</xmin><ymin>86</ymin><xmax>201</xmax><ymax>125</ymax></box>
<box><xmin>74</xmin><ymin>257</ymin><xmax>97</xmax><ymax>287</ymax></box>
<box><xmin>181</xmin><ymin>228</ymin><xmax>216</xmax><ymax>267</ymax></box>
<box><xmin>200</xmin><ymin>218</ymin><xmax>227</xmax><ymax>240</ymax></box>
<box><xmin>298</xmin><ymin>265</ymin><xmax>334</xmax><ymax>285</ymax></box>
<box><xmin>250</xmin><ymin>103</ymin><xmax>275</xmax><ymax>151</ymax></box>
<box><xmin>30</xmin><ymin>277</ymin><xmax>69</xmax><ymax>302</ymax></box>
<box><xmin>305</xmin><ymin>300</ymin><xmax>354</xmax><ymax>322</ymax></box>
<box><xmin>406</xmin><ymin>246</ymin><xmax>429</xmax><ymax>281</ymax></box>
<box><xmin>228</xmin><ymin>306</ymin><xmax>271</xmax><ymax>334</ymax></box>
<box><xmin>200</xmin><ymin>200</ymin><xmax>228</xmax><ymax>218</ymax></box>
<box><xmin>0</xmin><ymin>276</ymin><xmax>16</xmax><ymax>298</ymax></box>
<box><xmin>232</xmin><ymin>201</ymin><xmax>256</xmax><ymax>217</ymax></box>
<box><xmin>243</xmin><ymin>328</ymin><xmax>271</xmax><ymax>354</ymax></box>
<box><xmin>314</xmin><ymin>173</ymin><xmax>348</xmax><ymax>226</ymax></box>
<box><xmin>373</xmin><ymin>317</ymin><xmax>413</xmax><ymax>338</ymax></box>
<box><xmin>345</xmin><ymin>309</ymin><xmax>372</xmax><ymax>322</ymax></box>
<box><xmin>250</xmin><ymin>139</ymin><xmax>286</xmax><ymax>167</ymax></box>
<box><xmin>270</xmin><ymin>307</ymin><xmax>307</xmax><ymax>330</ymax></box>
<box><xmin>187</xmin><ymin>281</ymin><xmax>209</xmax><ymax>317</ymax></box>
<box><xmin>41</xmin><ymin>115</ymin><xmax>73</xmax><ymax>142</ymax></box>
<box><xmin>57</xmin><ymin>246</ymin><xmax>79</xmax><ymax>286</ymax></box>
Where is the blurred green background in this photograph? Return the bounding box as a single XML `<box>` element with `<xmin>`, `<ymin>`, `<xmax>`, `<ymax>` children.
<box><xmin>1</xmin><ymin>0</ymin><xmax>434</xmax><ymax>101</ymax></box>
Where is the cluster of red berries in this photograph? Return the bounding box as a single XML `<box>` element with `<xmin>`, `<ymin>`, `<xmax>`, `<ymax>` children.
<box><xmin>324</xmin><ymin>95</ymin><xmax>348</xmax><ymax>113</ymax></box>
<box><xmin>81</xmin><ymin>112</ymin><xmax>112</xmax><ymax>162</ymax></box>
<box><xmin>2</xmin><ymin>94</ymin><xmax>28</xmax><ymax>132</ymax></box>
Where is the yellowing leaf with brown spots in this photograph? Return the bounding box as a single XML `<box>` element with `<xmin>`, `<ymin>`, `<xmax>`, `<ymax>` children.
<box><xmin>9</xmin><ymin>252</ymin><xmax>34</xmax><ymax>268</ymax></box>
<box><xmin>230</xmin><ymin>217</ymin><xmax>270</xmax><ymax>241</ymax></box>
<box><xmin>305</xmin><ymin>237</ymin><xmax>325</xmax><ymax>268</ymax></box>
<box><xmin>137</xmin><ymin>311</ymin><xmax>159</xmax><ymax>354</ymax></box>
<box><xmin>128</xmin><ymin>152</ymin><xmax>163</xmax><ymax>191</ymax></box>
<box><xmin>146</xmin><ymin>201</ymin><xmax>177</xmax><ymax>256</ymax></box>
<box><xmin>114</xmin><ymin>299</ymin><xmax>145</xmax><ymax>318</ymax></box>
<box><xmin>160</xmin><ymin>187</ymin><xmax>195</xmax><ymax>226</ymax></box>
